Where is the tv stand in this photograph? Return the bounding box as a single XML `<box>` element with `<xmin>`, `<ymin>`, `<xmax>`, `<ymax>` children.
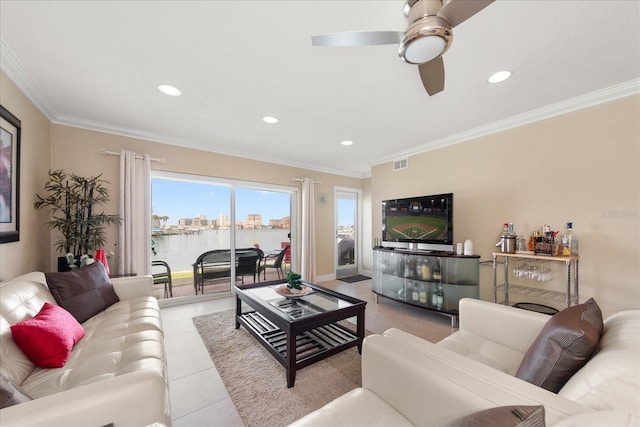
<box><xmin>372</xmin><ymin>247</ymin><xmax>480</xmax><ymax>327</ymax></box>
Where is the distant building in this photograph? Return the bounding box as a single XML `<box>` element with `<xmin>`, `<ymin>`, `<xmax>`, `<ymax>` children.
<box><xmin>177</xmin><ymin>214</ymin><xmax>212</xmax><ymax>229</ymax></box>
<box><xmin>246</xmin><ymin>213</ymin><xmax>262</xmax><ymax>229</ymax></box>
<box><xmin>178</xmin><ymin>218</ymin><xmax>194</xmax><ymax>227</ymax></box>
<box><xmin>218</xmin><ymin>213</ymin><xmax>230</xmax><ymax>228</ymax></box>
<box><xmin>174</xmin><ymin>212</ymin><xmax>288</xmax><ymax>230</ymax></box>
<box><xmin>269</xmin><ymin>218</ymin><xmax>283</xmax><ymax>228</ymax></box>
<box><xmin>268</xmin><ymin>216</ymin><xmax>290</xmax><ymax>229</ymax></box>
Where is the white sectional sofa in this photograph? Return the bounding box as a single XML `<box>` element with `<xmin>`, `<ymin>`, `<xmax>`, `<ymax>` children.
<box><xmin>291</xmin><ymin>298</ymin><xmax>640</xmax><ymax>426</ymax></box>
<box><xmin>0</xmin><ymin>265</ymin><xmax>170</xmax><ymax>426</ymax></box>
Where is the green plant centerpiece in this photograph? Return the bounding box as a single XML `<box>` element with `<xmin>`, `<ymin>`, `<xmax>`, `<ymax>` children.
<box><xmin>34</xmin><ymin>169</ymin><xmax>121</xmax><ymax>270</ymax></box>
<box><xmin>286</xmin><ymin>271</ymin><xmax>303</xmax><ymax>293</ymax></box>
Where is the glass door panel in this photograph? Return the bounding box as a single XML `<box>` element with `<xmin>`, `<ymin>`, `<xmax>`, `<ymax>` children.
<box><xmin>335</xmin><ymin>189</ymin><xmax>359</xmax><ymax>279</ymax></box>
<box><xmin>151</xmin><ymin>178</ymin><xmax>231</xmax><ymax>298</ymax></box>
<box><xmin>235</xmin><ymin>187</ymin><xmax>292</xmax><ymax>282</ymax></box>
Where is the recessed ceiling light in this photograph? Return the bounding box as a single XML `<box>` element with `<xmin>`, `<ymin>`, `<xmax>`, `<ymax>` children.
<box><xmin>158</xmin><ymin>84</ymin><xmax>182</xmax><ymax>96</ymax></box>
<box><xmin>488</xmin><ymin>71</ymin><xmax>512</xmax><ymax>84</ymax></box>
<box><xmin>341</xmin><ymin>140</ymin><xmax>354</xmax><ymax>146</ymax></box>
<box><xmin>263</xmin><ymin>116</ymin><xmax>279</xmax><ymax>124</ymax></box>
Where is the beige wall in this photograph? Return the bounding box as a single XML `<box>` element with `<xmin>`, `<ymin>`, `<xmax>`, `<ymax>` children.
<box><xmin>0</xmin><ymin>71</ymin><xmax>51</xmax><ymax>281</ymax></box>
<box><xmin>371</xmin><ymin>95</ymin><xmax>640</xmax><ymax>318</ymax></box>
<box><xmin>49</xmin><ymin>124</ymin><xmax>365</xmax><ymax>277</ymax></box>
<box><xmin>4</xmin><ymin>65</ymin><xmax>638</xmax><ymax>319</ymax></box>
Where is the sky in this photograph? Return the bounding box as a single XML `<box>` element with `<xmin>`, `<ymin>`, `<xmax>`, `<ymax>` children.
<box><xmin>152</xmin><ymin>179</ymin><xmax>291</xmax><ymax>225</ymax></box>
<box><xmin>152</xmin><ymin>178</ymin><xmax>356</xmax><ymax>226</ymax></box>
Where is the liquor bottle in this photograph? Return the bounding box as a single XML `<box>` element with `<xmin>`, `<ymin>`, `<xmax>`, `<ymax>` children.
<box><xmin>529</xmin><ymin>230</ymin><xmax>540</xmax><ymax>252</ymax></box>
<box><xmin>436</xmin><ymin>284</ymin><xmax>445</xmax><ymax>309</ymax></box>
<box><xmin>419</xmin><ymin>283</ymin><xmax>427</xmax><ymax>304</ymax></box>
<box><xmin>501</xmin><ymin>223</ymin><xmax>509</xmax><ymax>243</ymax></box>
<box><xmin>567</xmin><ymin>222</ymin><xmax>579</xmax><ymax>256</ymax></box>
<box><xmin>433</xmin><ymin>259</ymin><xmax>442</xmax><ymax>281</ymax></box>
<box><xmin>421</xmin><ymin>262</ymin><xmax>431</xmax><ymax>281</ymax></box>
<box><xmin>431</xmin><ymin>283</ymin><xmax>438</xmax><ymax>307</ymax></box>
<box><xmin>411</xmin><ymin>283</ymin><xmax>419</xmax><ymax>302</ymax></box>
<box><xmin>561</xmin><ymin>225</ymin><xmax>570</xmax><ymax>256</ymax></box>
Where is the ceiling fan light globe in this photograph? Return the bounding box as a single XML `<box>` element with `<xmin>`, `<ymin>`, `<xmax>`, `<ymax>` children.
<box><xmin>403</xmin><ymin>36</ymin><xmax>446</xmax><ymax>64</ymax></box>
<box><xmin>399</xmin><ymin>15</ymin><xmax>452</xmax><ymax>64</ymax></box>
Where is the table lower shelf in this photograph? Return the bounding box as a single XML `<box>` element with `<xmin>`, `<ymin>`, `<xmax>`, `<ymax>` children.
<box><xmin>239</xmin><ymin>311</ymin><xmax>358</xmax><ymax>363</ymax></box>
<box><xmin>496</xmin><ymin>284</ymin><xmax>567</xmax><ymax>303</ymax></box>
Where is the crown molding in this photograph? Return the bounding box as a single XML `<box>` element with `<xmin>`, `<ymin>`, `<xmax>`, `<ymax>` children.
<box><xmin>55</xmin><ymin>114</ymin><xmax>369</xmax><ymax>179</ymax></box>
<box><xmin>0</xmin><ymin>37</ymin><xmax>58</xmax><ymax>120</ymax></box>
<box><xmin>373</xmin><ymin>78</ymin><xmax>640</xmax><ymax>167</ymax></box>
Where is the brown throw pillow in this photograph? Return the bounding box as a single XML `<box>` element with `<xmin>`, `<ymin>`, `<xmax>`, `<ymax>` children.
<box><xmin>45</xmin><ymin>261</ymin><xmax>119</xmax><ymax>323</ymax></box>
<box><xmin>515</xmin><ymin>298</ymin><xmax>603</xmax><ymax>393</ymax></box>
<box><xmin>0</xmin><ymin>372</ymin><xmax>32</xmax><ymax>408</ymax></box>
<box><xmin>449</xmin><ymin>405</ymin><xmax>545</xmax><ymax>427</ymax></box>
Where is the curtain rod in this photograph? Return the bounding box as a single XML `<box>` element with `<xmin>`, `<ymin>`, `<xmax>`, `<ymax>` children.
<box><xmin>292</xmin><ymin>178</ymin><xmax>321</xmax><ymax>184</ymax></box>
<box><xmin>100</xmin><ymin>148</ymin><xmax>166</xmax><ymax>163</ymax></box>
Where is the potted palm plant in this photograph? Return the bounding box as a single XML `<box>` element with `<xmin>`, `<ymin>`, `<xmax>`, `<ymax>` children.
<box><xmin>34</xmin><ymin>169</ymin><xmax>121</xmax><ymax>271</ymax></box>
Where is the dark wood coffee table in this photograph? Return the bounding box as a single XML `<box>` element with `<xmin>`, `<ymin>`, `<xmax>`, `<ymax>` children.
<box><xmin>234</xmin><ymin>280</ymin><xmax>366</xmax><ymax>387</ymax></box>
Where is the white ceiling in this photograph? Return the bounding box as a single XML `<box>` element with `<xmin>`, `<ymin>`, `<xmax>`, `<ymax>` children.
<box><xmin>1</xmin><ymin>1</ymin><xmax>639</xmax><ymax>178</ymax></box>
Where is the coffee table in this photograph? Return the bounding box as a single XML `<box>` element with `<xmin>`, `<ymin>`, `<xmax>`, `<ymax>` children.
<box><xmin>234</xmin><ymin>280</ymin><xmax>366</xmax><ymax>388</ymax></box>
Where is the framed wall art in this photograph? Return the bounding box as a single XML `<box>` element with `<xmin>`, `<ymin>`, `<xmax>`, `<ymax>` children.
<box><xmin>0</xmin><ymin>105</ymin><xmax>21</xmax><ymax>243</ymax></box>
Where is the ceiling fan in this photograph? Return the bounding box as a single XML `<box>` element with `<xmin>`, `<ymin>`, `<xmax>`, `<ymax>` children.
<box><xmin>311</xmin><ymin>0</ymin><xmax>494</xmax><ymax>96</ymax></box>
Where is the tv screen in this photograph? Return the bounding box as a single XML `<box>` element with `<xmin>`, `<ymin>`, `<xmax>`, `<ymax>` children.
<box><xmin>382</xmin><ymin>193</ymin><xmax>453</xmax><ymax>244</ymax></box>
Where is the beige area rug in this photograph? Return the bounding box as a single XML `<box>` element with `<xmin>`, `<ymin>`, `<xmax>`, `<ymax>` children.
<box><xmin>193</xmin><ymin>309</ymin><xmax>368</xmax><ymax>427</ymax></box>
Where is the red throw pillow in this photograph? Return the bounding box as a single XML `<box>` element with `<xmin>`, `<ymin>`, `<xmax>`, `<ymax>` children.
<box><xmin>10</xmin><ymin>303</ymin><xmax>85</xmax><ymax>368</ymax></box>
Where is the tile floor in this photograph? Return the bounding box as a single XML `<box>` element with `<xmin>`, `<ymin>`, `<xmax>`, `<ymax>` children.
<box><xmin>160</xmin><ymin>279</ymin><xmax>458</xmax><ymax>426</ymax></box>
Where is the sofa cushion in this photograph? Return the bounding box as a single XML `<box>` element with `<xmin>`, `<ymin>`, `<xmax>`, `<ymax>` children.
<box><xmin>0</xmin><ymin>372</ymin><xmax>32</xmax><ymax>408</ymax></box>
<box><xmin>10</xmin><ymin>303</ymin><xmax>85</xmax><ymax>368</ymax></box>
<box><xmin>288</xmin><ymin>388</ymin><xmax>414</xmax><ymax>427</ymax></box>
<box><xmin>0</xmin><ymin>315</ymin><xmax>36</xmax><ymax>386</ymax></box>
<box><xmin>515</xmin><ymin>298</ymin><xmax>603</xmax><ymax>393</ymax></box>
<box><xmin>449</xmin><ymin>405</ymin><xmax>545</xmax><ymax>427</ymax></box>
<box><xmin>0</xmin><ymin>272</ymin><xmax>58</xmax><ymax>325</ymax></box>
<box><xmin>45</xmin><ymin>261</ymin><xmax>119</xmax><ymax>323</ymax></box>
<box><xmin>19</xmin><ymin>296</ymin><xmax>164</xmax><ymax>399</ymax></box>
<box><xmin>437</xmin><ymin>330</ymin><xmax>526</xmax><ymax>375</ymax></box>
<box><xmin>557</xmin><ymin>310</ymin><xmax>640</xmax><ymax>416</ymax></box>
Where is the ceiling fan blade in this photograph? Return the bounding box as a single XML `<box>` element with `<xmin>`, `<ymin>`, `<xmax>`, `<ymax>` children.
<box><xmin>437</xmin><ymin>0</ymin><xmax>494</xmax><ymax>27</ymax></box>
<box><xmin>419</xmin><ymin>57</ymin><xmax>445</xmax><ymax>96</ymax></box>
<box><xmin>311</xmin><ymin>31</ymin><xmax>404</xmax><ymax>47</ymax></box>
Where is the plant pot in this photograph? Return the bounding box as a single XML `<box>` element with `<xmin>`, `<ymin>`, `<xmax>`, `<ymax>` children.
<box><xmin>57</xmin><ymin>255</ymin><xmax>81</xmax><ymax>272</ymax></box>
<box><xmin>58</xmin><ymin>256</ymin><xmax>70</xmax><ymax>272</ymax></box>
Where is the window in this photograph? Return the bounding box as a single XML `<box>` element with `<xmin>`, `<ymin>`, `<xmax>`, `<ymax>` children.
<box><xmin>150</xmin><ymin>171</ymin><xmax>296</xmax><ymax>299</ymax></box>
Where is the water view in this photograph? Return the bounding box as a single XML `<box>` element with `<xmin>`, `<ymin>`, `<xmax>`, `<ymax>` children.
<box><xmin>152</xmin><ymin>229</ymin><xmax>290</xmax><ymax>273</ymax></box>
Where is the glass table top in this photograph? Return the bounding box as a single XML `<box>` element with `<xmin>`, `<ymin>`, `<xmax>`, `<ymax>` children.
<box><xmin>243</xmin><ymin>284</ymin><xmax>354</xmax><ymax>320</ymax></box>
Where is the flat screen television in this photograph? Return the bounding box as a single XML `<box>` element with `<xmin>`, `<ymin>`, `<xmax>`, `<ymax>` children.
<box><xmin>382</xmin><ymin>193</ymin><xmax>453</xmax><ymax>247</ymax></box>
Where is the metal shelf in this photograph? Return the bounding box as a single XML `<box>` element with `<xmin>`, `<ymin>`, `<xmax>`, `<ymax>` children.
<box><xmin>495</xmin><ymin>284</ymin><xmax>566</xmax><ymax>303</ymax></box>
<box><xmin>492</xmin><ymin>252</ymin><xmax>580</xmax><ymax>308</ymax></box>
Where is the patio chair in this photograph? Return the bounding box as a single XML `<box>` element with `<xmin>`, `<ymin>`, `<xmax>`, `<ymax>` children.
<box><xmin>151</xmin><ymin>260</ymin><xmax>173</xmax><ymax>298</ymax></box>
<box><xmin>236</xmin><ymin>249</ymin><xmax>260</xmax><ymax>284</ymax></box>
<box><xmin>258</xmin><ymin>245</ymin><xmax>289</xmax><ymax>280</ymax></box>
<box><xmin>192</xmin><ymin>249</ymin><xmax>232</xmax><ymax>294</ymax></box>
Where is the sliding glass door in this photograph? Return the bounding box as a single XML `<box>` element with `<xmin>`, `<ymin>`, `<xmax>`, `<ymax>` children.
<box><xmin>151</xmin><ymin>171</ymin><xmax>296</xmax><ymax>300</ymax></box>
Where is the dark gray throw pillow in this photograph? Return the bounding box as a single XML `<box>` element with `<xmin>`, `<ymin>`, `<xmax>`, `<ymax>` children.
<box><xmin>515</xmin><ymin>298</ymin><xmax>603</xmax><ymax>393</ymax></box>
<box><xmin>45</xmin><ymin>261</ymin><xmax>119</xmax><ymax>323</ymax></box>
<box><xmin>449</xmin><ymin>405</ymin><xmax>545</xmax><ymax>427</ymax></box>
<box><xmin>0</xmin><ymin>372</ymin><xmax>32</xmax><ymax>408</ymax></box>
